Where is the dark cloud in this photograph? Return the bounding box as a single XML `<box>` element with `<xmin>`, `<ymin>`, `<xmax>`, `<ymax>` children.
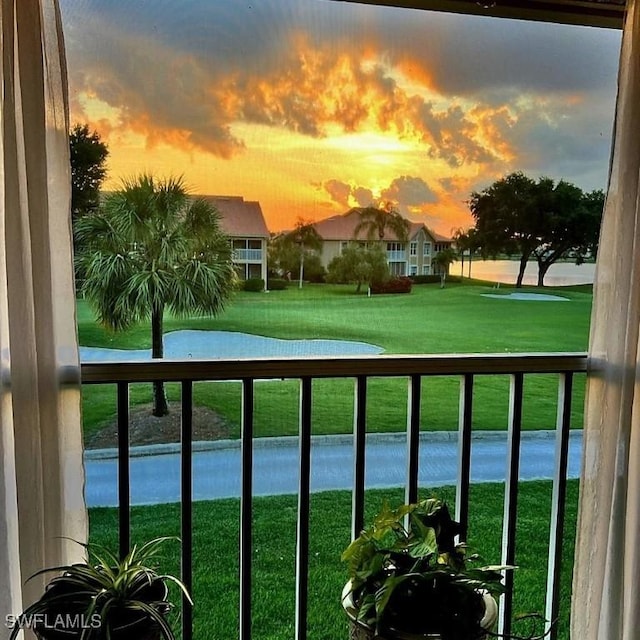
<box><xmin>60</xmin><ymin>0</ymin><xmax>619</xmax><ymax>187</ymax></box>
<box><xmin>381</xmin><ymin>176</ymin><xmax>437</xmax><ymax>207</ymax></box>
<box><xmin>323</xmin><ymin>175</ymin><xmax>437</xmax><ymax>214</ymax></box>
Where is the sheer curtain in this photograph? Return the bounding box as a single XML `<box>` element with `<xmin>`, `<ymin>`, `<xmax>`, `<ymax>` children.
<box><xmin>0</xmin><ymin>0</ymin><xmax>87</xmax><ymax>634</ymax></box>
<box><xmin>571</xmin><ymin>0</ymin><xmax>640</xmax><ymax>638</ymax></box>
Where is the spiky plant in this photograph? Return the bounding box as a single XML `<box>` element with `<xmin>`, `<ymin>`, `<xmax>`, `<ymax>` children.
<box><xmin>9</xmin><ymin>537</ymin><xmax>191</xmax><ymax>640</ymax></box>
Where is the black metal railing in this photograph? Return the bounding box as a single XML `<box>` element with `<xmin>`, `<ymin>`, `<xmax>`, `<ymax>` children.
<box><xmin>81</xmin><ymin>352</ymin><xmax>588</xmax><ymax>640</ymax></box>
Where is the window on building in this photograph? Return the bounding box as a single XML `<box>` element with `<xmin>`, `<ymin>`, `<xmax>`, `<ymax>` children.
<box><xmin>424</xmin><ymin>242</ymin><xmax>431</xmax><ymax>257</ymax></box>
<box><xmin>410</xmin><ymin>242</ymin><xmax>417</xmax><ymax>256</ymax></box>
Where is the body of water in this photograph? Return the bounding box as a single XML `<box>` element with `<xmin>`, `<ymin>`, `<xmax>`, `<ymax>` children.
<box><xmin>453</xmin><ymin>259</ymin><xmax>595</xmax><ymax>286</ymax></box>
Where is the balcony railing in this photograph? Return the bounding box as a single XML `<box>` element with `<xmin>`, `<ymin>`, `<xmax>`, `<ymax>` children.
<box><xmin>386</xmin><ymin>250</ymin><xmax>406</xmax><ymax>261</ymax></box>
<box><xmin>233</xmin><ymin>249</ymin><xmax>263</xmax><ymax>262</ymax></box>
<box><xmin>81</xmin><ymin>352</ymin><xmax>588</xmax><ymax>640</ymax></box>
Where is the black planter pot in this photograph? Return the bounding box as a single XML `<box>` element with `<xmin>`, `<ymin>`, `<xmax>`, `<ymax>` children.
<box><xmin>342</xmin><ymin>581</ymin><xmax>498</xmax><ymax>640</ymax></box>
<box><xmin>32</xmin><ymin>579</ymin><xmax>170</xmax><ymax>640</ymax></box>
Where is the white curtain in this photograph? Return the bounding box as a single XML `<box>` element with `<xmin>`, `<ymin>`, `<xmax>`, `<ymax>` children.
<box><xmin>571</xmin><ymin>1</ymin><xmax>640</xmax><ymax>638</ymax></box>
<box><xmin>0</xmin><ymin>0</ymin><xmax>87</xmax><ymax>635</ymax></box>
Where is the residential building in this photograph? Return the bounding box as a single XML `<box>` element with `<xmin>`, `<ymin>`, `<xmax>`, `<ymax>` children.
<box><xmin>200</xmin><ymin>196</ymin><xmax>269</xmax><ymax>286</ymax></box>
<box><xmin>311</xmin><ymin>208</ymin><xmax>452</xmax><ymax>276</ymax></box>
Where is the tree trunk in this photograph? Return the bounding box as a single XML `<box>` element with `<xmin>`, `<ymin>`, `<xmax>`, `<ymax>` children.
<box><xmin>515</xmin><ymin>254</ymin><xmax>529</xmax><ymax>288</ymax></box>
<box><xmin>151</xmin><ymin>304</ymin><xmax>169</xmax><ymax>417</ymax></box>
<box><xmin>460</xmin><ymin>254</ymin><xmax>464</xmax><ymax>279</ymax></box>
<box><xmin>537</xmin><ymin>260</ymin><xmax>552</xmax><ymax>287</ymax></box>
<box><xmin>298</xmin><ymin>250</ymin><xmax>304</xmax><ymax>289</ymax></box>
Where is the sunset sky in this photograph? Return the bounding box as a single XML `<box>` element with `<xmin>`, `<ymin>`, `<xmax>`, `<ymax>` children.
<box><xmin>60</xmin><ymin>0</ymin><xmax>622</xmax><ymax>234</ymax></box>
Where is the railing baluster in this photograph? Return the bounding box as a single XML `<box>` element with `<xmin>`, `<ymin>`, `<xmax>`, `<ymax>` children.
<box><xmin>240</xmin><ymin>379</ymin><xmax>254</xmax><ymax>640</ymax></box>
<box><xmin>352</xmin><ymin>376</ymin><xmax>367</xmax><ymax>539</ymax></box>
<box><xmin>545</xmin><ymin>372</ymin><xmax>573</xmax><ymax>639</ymax></box>
<box><xmin>456</xmin><ymin>373</ymin><xmax>474</xmax><ymax>540</ymax></box>
<box><xmin>406</xmin><ymin>374</ymin><xmax>421</xmax><ymax>506</ymax></box>
<box><xmin>116</xmin><ymin>382</ymin><xmax>130</xmax><ymax>559</ymax></box>
<box><xmin>499</xmin><ymin>373</ymin><xmax>524</xmax><ymax>638</ymax></box>
<box><xmin>181</xmin><ymin>381</ymin><xmax>193</xmax><ymax>640</ymax></box>
<box><xmin>295</xmin><ymin>377</ymin><xmax>312</xmax><ymax>640</ymax></box>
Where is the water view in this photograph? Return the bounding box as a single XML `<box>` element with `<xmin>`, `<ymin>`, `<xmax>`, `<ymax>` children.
<box><xmin>453</xmin><ymin>259</ymin><xmax>596</xmax><ymax>286</ymax></box>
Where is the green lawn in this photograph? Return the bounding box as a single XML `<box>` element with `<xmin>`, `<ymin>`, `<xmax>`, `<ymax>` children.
<box><xmin>79</xmin><ymin>281</ymin><xmax>592</xmax><ymax>441</ymax></box>
<box><xmin>89</xmin><ymin>480</ymin><xmax>578</xmax><ymax>640</ymax></box>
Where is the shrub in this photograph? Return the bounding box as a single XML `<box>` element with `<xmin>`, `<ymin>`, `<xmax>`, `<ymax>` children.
<box><xmin>243</xmin><ymin>278</ymin><xmax>265</xmax><ymax>292</ymax></box>
<box><xmin>370</xmin><ymin>277</ymin><xmax>413</xmax><ymax>294</ymax></box>
<box><xmin>267</xmin><ymin>278</ymin><xmax>288</xmax><ymax>290</ymax></box>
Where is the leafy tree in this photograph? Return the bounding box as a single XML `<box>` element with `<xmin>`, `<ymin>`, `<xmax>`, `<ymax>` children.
<box><xmin>469</xmin><ymin>172</ymin><xmax>540</xmax><ymax>287</ymax></box>
<box><xmin>432</xmin><ymin>248</ymin><xmax>458</xmax><ymax>288</ymax></box>
<box><xmin>268</xmin><ymin>221</ymin><xmax>323</xmax><ymax>286</ymax></box>
<box><xmin>69</xmin><ymin>123</ymin><xmax>109</xmax><ymax>220</ymax></box>
<box><xmin>469</xmin><ymin>172</ymin><xmax>603</xmax><ymax>287</ymax></box>
<box><xmin>326</xmin><ymin>243</ymin><xmax>389</xmax><ymax>293</ymax></box>
<box><xmin>75</xmin><ymin>174</ymin><xmax>237</xmax><ymax>416</ymax></box>
<box><xmin>353</xmin><ymin>204</ymin><xmax>410</xmax><ymax>242</ymax></box>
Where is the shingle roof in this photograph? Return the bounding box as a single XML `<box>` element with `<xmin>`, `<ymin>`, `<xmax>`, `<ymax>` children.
<box><xmin>197</xmin><ymin>195</ymin><xmax>270</xmax><ymax>238</ymax></box>
<box><xmin>312</xmin><ymin>208</ymin><xmax>450</xmax><ymax>243</ymax></box>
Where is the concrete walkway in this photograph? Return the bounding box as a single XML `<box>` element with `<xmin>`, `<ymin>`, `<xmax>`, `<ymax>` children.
<box><xmin>84</xmin><ymin>430</ymin><xmax>583</xmax><ymax>507</ymax></box>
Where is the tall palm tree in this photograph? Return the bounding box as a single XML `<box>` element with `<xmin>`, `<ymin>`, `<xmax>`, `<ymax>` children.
<box><xmin>75</xmin><ymin>174</ymin><xmax>237</xmax><ymax>416</ymax></box>
<box><xmin>353</xmin><ymin>204</ymin><xmax>410</xmax><ymax>243</ymax></box>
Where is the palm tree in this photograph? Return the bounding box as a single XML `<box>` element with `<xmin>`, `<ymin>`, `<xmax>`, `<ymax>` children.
<box><xmin>433</xmin><ymin>248</ymin><xmax>458</xmax><ymax>288</ymax></box>
<box><xmin>353</xmin><ymin>204</ymin><xmax>410</xmax><ymax>243</ymax></box>
<box><xmin>75</xmin><ymin>174</ymin><xmax>237</xmax><ymax>416</ymax></box>
<box><xmin>288</xmin><ymin>219</ymin><xmax>323</xmax><ymax>289</ymax></box>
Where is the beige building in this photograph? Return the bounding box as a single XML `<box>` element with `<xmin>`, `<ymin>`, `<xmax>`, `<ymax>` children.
<box><xmin>200</xmin><ymin>195</ymin><xmax>270</xmax><ymax>286</ymax></box>
<box><xmin>311</xmin><ymin>208</ymin><xmax>452</xmax><ymax>277</ymax></box>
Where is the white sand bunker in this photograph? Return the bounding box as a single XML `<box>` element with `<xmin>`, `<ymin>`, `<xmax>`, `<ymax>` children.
<box><xmin>80</xmin><ymin>330</ymin><xmax>384</xmax><ymax>362</ymax></box>
<box><xmin>482</xmin><ymin>292</ymin><xmax>569</xmax><ymax>302</ymax></box>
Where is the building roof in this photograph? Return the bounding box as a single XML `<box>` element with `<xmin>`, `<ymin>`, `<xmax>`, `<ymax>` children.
<box><xmin>198</xmin><ymin>195</ymin><xmax>270</xmax><ymax>238</ymax></box>
<box><xmin>312</xmin><ymin>208</ymin><xmax>450</xmax><ymax>243</ymax></box>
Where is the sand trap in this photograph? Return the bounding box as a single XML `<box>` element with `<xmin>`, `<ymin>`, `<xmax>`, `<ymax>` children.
<box><xmin>80</xmin><ymin>330</ymin><xmax>384</xmax><ymax>361</ymax></box>
<box><xmin>482</xmin><ymin>293</ymin><xmax>569</xmax><ymax>302</ymax></box>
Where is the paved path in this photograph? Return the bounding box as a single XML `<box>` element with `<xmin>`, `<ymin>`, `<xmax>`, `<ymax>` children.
<box><xmin>84</xmin><ymin>431</ymin><xmax>583</xmax><ymax>507</ymax></box>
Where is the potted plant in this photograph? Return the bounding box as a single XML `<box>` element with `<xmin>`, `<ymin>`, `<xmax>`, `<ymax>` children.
<box><xmin>9</xmin><ymin>537</ymin><xmax>191</xmax><ymax>640</ymax></box>
<box><xmin>341</xmin><ymin>498</ymin><xmax>507</xmax><ymax>640</ymax></box>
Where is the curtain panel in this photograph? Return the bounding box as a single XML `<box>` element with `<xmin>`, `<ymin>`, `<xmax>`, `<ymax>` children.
<box><xmin>0</xmin><ymin>0</ymin><xmax>87</xmax><ymax>636</ymax></box>
<box><xmin>572</xmin><ymin>0</ymin><xmax>640</xmax><ymax>637</ymax></box>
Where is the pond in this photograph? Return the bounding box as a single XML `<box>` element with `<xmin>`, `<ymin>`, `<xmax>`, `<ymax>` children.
<box><xmin>453</xmin><ymin>259</ymin><xmax>595</xmax><ymax>286</ymax></box>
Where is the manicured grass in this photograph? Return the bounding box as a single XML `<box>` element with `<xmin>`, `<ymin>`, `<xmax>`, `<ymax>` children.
<box><xmin>89</xmin><ymin>480</ymin><xmax>578</xmax><ymax>640</ymax></box>
<box><xmin>79</xmin><ymin>282</ymin><xmax>592</xmax><ymax>440</ymax></box>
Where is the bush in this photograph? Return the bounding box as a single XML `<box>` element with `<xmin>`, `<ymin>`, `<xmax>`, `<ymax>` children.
<box><xmin>243</xmin><ymin>278</ymin><xmax>265</xmax><ymax>292</ymax></box>
<box><xmin>267</xmin><ymin>278</ymin><xmax>288</xmax><ymax>290</ymax></box>
<box><xmin>370</xmin><ymin>277</ymin><xmax>413</xmax><ymax>294</ymax></box>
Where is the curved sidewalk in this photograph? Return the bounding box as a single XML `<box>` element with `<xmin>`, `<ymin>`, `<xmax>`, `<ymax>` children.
<box><xmin>84</xmin><ymin>430</ymin><xmax>583</xmax><ymax>507</ymax></box>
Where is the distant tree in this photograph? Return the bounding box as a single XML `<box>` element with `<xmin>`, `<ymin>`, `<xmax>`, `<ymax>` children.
<box><xmin>75</xmin><ymin>174</ymin><xmax>237</xmax><ymax>416</ymax></box>
<box><xmin>290</xmin><ymin>220</ymin><xmax>323</xmax><ymax>288</ymax></box>
<box><xmin>433</xmin><ymin>248</ymin><xmax>458</xmax><ymax>288</ymax></box>
<box><xmin>353</xmin><ymin>204</ymin><xmax>410</xmax><ymax>243</ymax></box>
<box><xmin>451</xmin><ymin>227</ymin><xmax>475</xmax><ymax>278</ymax></box>
<box><xmin>469</xmin><ymin>172</ymin><xmax>603</xmax><ymax>287</ymax></box>
<box><xmin>69</xmin><ymin>123</ymin><xmax>109</xmax><ymax>220</ymax></box>
<box><xmin>268</xmin><ymin>221</ymin><xmax>323</xmax><ymax>286</ymax></box>
<box><xmin>326</xmin><ymin>243</ymin><xmax>389</xmax><ymax>293</ymax></box>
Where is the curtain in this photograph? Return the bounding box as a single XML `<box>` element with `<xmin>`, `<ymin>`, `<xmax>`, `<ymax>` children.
<box><xmin>571</xmin><ymin>0</ymin><xmax>640</xmax><ymax>638</ymax></box>
<box><xmin>0</xmin><ymin>0</ymin><xmax>87</xmax><ymax>635</ymax></box>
